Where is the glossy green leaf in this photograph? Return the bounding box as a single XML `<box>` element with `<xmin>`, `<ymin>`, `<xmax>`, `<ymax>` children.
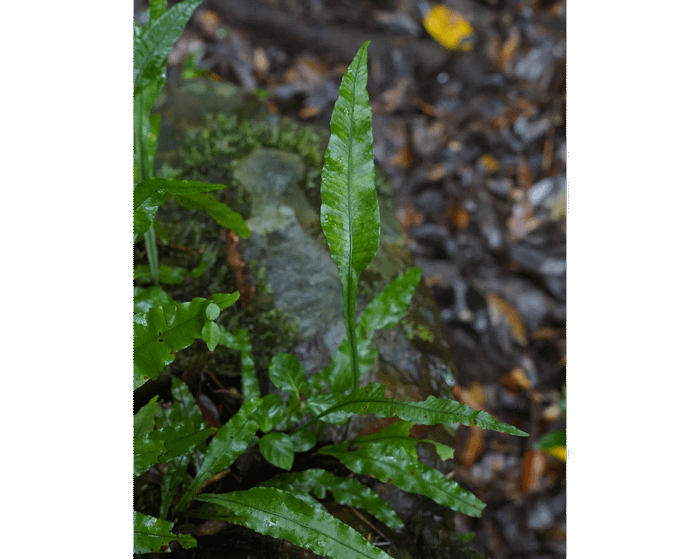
<box><xmin>134</xmin><ymin>387</ymin><xmax>215</xmax><ymax>477</ymax></box>
<box><xmin>424</xmin><ymin>440</ymin><xmax>455</xmax><ymax>460</ymax></box>
<box><xmin>195</xmin><ymin>488</ymin><xmax>393</xmax><ymax>559</ymax></box>
<box><xmin>149</xmin><ymin>423</ymin><xmax>215</xmax><ymax>463</ymax></box>
<box><xmin>133</xmin><ymin>0</ymin><xmax>203</xmax><ymax>96</ymax></box>
<box><xmin>174</xmin><ymin>192</ymin><xmax>250</xmax><ymax>238</ymax></box>
<box><xmin>201</xmin><ymin>321</ymin><xmax>220</xmax><ymax>351</ymax></box>
<box><xmin>158</xmin><ymin>378</ymin><xmax>209</xmax><ymax>515</ymax></box>
<box><xmin>306</xmin><ymin>392</ymin><xmax>353</xmax><ymax>424</ymax></box>
<box><xmin>163</xmin><ymin>377</ymin><xmax>205</xmax><ymax>428</ymax></box>
<box><xmin>149</xmin><ymin>0</ymin><xmax>168</xmax><ymax>21</ymax></box>
<box><xmin>323</xmin><ymin>267</ymin><xmax>422</xmax><ymax>391</ymax></box>
<box><xmin>133</xmin><ymin>298</ymin><xmax>211</xmax><ymax>390</ymax></box>
<box><xmin>261</xmin><ymin>469</ymin><xmax>403</xmax><ymax>529</ymax></box>
<box><xmin>251</xmin><ymin>394</ymin><xmax>286</xmax><ymax>432</ymax></box>
<box><xmin>134</xmin><ymin>395</ymin><xmax>160</xmax><ymax>438</ymax></box>
<box><xmin>133</xmin><ymin>87</ymin><xmax>161</xmax><ymax>184</ymax></box>
<box><xmin>533</xmin><ymin>430</ymin><xmax>566</xmax><ymax>450</ymax></box>
<box><xmin>218</xmin><ymin>327</ymin><xmax>260</xmax><ymax>397</ymax></box>
<box><xmin>318</xmin><ymin>444</ymin><xmax>485</xmax><ymax>517</ymax></box>
<box><xmin>311</xmin><ymin>383</ymin><xmax>529</xmax><ymax>436</ymax></box>
<box><xmin>134</xmin><ymin>177</ymin><xmax>226</xmax><ymax>238</ymax></box>
<box><xmin>211</xmin><ymin>291</ymin><xmax>240</xmax><ymax>310</ymax></box>
<box><xmin>350</xmin><ymin>419</ymin><xmax>454</xmax><ymax>460</ymax></box>
<box><xmin>269</xmin><ymin>353</ymin><xmax>306</xmax><ymax>395</ymax></box>
<box><xmin>205</xmin><ymin>303</ymin><xmax>220</xmax><ymax>321</ymax></box>
<box><xmin>358</xmin><ymin>267</ymin><xmax>422</xmax><ymax>334</ymax></box>
<box><xmin>134</xmin><ymin>436</ymin><xmax>165</xmax><ymax>477</ymax></box>
<box><xmin>259</xmin><ymin>432</ymin><xmax>295</xmax><ymax>470</ymax></box>
<box><xmin>134</xmin><ymin>286</ymin><xmax>173</xmax><ymax>314</ymax></box>
<box><xmin>160</xmin><ymin>456</ymin><xmax>190</xmax><ymax>518</ymax></box>
<box><xmin>133</xmin><ymin>195</ymin><xmax>160</xmax><ymax>241</ymax></box>
<box><xmin>134</xmin><ymin>177</ymin><xmax>224</xmax><ymax>209</ymax></box>
<box><xmin>289</xmin><ymin>428</ymin><xmax>317</xmax><ymax>452</ymax></box>
<box><xmin>320</xmin><ymin>41</ymin><xmax>379</xmax><ymax>392</ymax></box>
<box><xmin>177</xmin><ymin>398</ymin><xmax>262</xmax><ymax>509</ymax></box>
<box><xmin>133</xmin><ymin>510</ymin><xmax>196</xmax><ymax>553</ymax></box>
<box><xmin>133</xmin><ymin>294</ymin><xmax>237</xmax><ymax>389</ymax></box>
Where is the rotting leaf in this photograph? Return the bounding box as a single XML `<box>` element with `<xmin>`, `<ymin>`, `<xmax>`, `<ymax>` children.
<box><xmin>225</xmin><ymin>231</ymin><xmax>255</xmax><ymax>306</ymax></box>
<box><xmin>486</xmin><ymin>293</ymin><xmax>528</xmax><ymax>346</ymax></box>
<box><xmin>521</xmin><ymin>449</ymin><xmax>546</xmax><ymax>494</ymax></box>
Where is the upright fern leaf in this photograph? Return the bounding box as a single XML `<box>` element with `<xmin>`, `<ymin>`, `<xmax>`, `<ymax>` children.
<box><xmin>320</xmin><ymin>40</ymin><xmax>380</xmax><ymax>391</ymax></box>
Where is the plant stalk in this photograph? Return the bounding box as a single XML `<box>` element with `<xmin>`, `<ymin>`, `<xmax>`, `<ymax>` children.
<box><xmin>345</xmin><ymin>285</ymin><xmax>360</xmax><ymax>392</ymax></box>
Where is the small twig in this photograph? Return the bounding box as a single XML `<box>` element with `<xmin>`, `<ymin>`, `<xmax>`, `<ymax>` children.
<box><xmin>349</xmin><ymin>507</ymin><xmax>394</xmax><ymax>547</ymax></box>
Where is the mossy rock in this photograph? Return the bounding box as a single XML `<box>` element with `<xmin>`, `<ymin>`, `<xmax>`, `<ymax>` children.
<box><xmin>148</xmin><ymin>76</ymin><xmax>457</xmax><ymax>405</ymax></box>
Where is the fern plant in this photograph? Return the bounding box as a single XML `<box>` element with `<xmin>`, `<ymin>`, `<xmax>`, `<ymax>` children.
<box><xmin>133</xmin><ymin>0</ymin><xmax>249</xmax><ymax>285</ymax></box>
<box><xmin>133</xmin><ymin>7</ymin><xmax>528</xmax><ymax>555</ymax></box>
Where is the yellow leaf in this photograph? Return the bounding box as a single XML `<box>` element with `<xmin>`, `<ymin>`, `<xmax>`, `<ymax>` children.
<box><xmin>543</xmin><ymin>446</ymin><xmax>567</xmax><ymax>462</ymax></box>
<box><xmin>423</xmin><ymin>5</ymin><xmax>474</xmax><ymax>52</ymax></box>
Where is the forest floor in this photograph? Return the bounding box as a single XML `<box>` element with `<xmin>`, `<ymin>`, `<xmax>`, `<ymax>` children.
<box><xmin>135</xmin><ymin>1</ymin><xmax>566</xmax><ymax>557</ymax></box>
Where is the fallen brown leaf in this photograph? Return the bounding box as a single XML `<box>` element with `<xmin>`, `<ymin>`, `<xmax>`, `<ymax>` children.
<box><xmin>225</xmin><ymin>231</ymin><xmax>255</xmax><ymax>306</ymax></box>
<box><xmin>521</xmin><ymin>449</ymin><xmax>546</xmax><ymax>494</ymax></box>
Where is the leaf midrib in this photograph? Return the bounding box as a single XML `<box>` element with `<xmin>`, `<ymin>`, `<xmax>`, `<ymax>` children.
<box><xmin>320</xmin><ymin>395</ymin><xmax>478</xmax><ymax>423</ymax></box>
<box><xmin>332</xmin><ymin>448</ymin><xmax>484</xmax><ymax>512</ymax></box>
<box><xmin>344</xmin><ymin>59</ymin><xmax>360</xmax><ymax>390</ymax></box>
<box><xmin>199</xmin><ymin>493</ymin><xmax>383</xmax><ymax>559</ymax></box>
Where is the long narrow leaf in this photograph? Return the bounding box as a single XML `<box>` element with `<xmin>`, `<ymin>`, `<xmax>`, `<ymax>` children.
<box><xmin>134</xmin><ymin>395</ymin><xmax>160</xmax><ymax>438</ymax></box>
<box><xmin>309</xmin><ymin>383</ymin><xmax>529</xmax><ymax>436</ymax></box>
<box><xmin>260</xmin><ymin>469</ymin><xmax>403</xmax><ymax>529</ymax></box>
<box><xmin>195</xmin><ymin>488</ymin><xmax>393</xmax><ymax>559</ymax></box>
<box><xmin>134</xmin><ymin>177</ymin><xmax>225</xmax><ymax>208</ymax></box>
<box><xmin>358</xmin><ymin>267</ymin><xmax>422</xmax><ymax>334</ymax></box>
<box><xmin>218</xmin><ymin>327</ymin><xmax>259</xmax><ymax>398</ymax></box>
<box><xmin>177</xmin><ymin>398</ymin><xmax>262</xmax><ymax>509</ymax></box>
<box><xmin>351</xmin><ymin>420</ymin><xmax>455</xmax><ymax>460</ymax></box>
<box><xmin>174</xmin><ymin>192</ymin><xmax>250</xmax><ymax>238</ymax></box>
<box><xmin>134</xmin><ymin>436</ymin><xmax>165</xmax><ymax>478</ymax></box>
<box><xmin>159</xmin><ymin>378</ymin><xmax>209</xmax><ymax>515</ymax></box>
<box><xmin>321</xmin><ymin>40</ymin><xmax>379</xmax><ymax>391</ymax></box>
<box><xmin>318</xmin><ymin>445</ymin><xmax>485</xmax><ymax>517</ymax></box>
<box><xmin>163</xmin><ymin>377</ymin><xmax>204</xmax><ymax>428</ymax></box>
<box><xmin>133</xmin><ymin>0</ymin><xmax>203</xmax><ymax>96</ymax></box>
<box><xmin>134</xmin><ymin>178</ymin><xmax>226</xmax><ymax>238</ymax></box>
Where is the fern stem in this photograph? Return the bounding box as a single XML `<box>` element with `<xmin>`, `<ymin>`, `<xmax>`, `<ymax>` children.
<box><xmin>346</xmin><ymin>286</ymin><xmax>360</xmax><ymax>391</ymax></box>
